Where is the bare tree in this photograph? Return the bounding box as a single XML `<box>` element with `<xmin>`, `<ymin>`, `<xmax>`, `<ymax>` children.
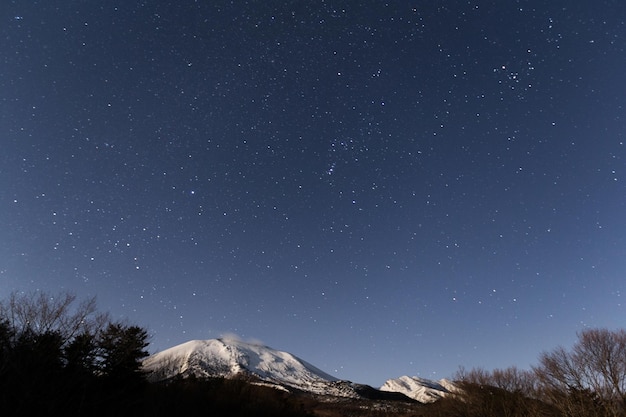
<box><xmin>534</xmin><ymin>328</ymin><xmax>626</xmax><ymax>417</ymax></box>
<box><xmin>0</xmin><ymin>291</ymin><xmax>109</xmax><ymax>341</ymax></box>
<box><xmin>452</xmin><ymin>366</ymin><xmax>546</xmax><ymax>417</ymax></box>
<box><xmin>456</xmin><ymin>365</ymin><xmax>537</xmax><ymax>394</ymax></box>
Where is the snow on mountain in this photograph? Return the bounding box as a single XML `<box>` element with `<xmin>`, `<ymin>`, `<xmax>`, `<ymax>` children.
<box><xmin>142</xmin><ymin>337</ymin><xmax>347</xmax><ymax>395</ymax></box>
<box><xmin>380</xmin><ymin>375</ymin><xmax>457</xmax><ymax>403</ymax></box>
<box><xmin>143</xmin><ymin>337</ymin><xmax>450</xmax><ymax>403</ymax></box>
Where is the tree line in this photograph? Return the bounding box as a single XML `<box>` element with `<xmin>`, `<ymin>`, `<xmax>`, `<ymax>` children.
<box><xmin>427</xmin><ymin>328</ymin><xmax>626</xmax><ymax>417</ymax></box>
<box><xmin>2</xmin><ymin>291</ymin><xmax>626</xmax><ymax>416</ymax></box>
<box><xmin>0</xmin><ymin>291</ymin><xmax>149</xmax><ymax>416</ymax></box>
<box><xmin>0</xmin><ymin>291</ymin><xmax>313</xmax><ymax>417</ymax></box>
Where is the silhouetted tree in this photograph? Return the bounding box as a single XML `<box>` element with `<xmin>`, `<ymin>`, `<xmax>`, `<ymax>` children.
<box><xmin>0</xmin><ymin>291</ymin><xmax>150</xmax><ymax>417</ymax></box>
<box><xmin>99</xmin><ymin>323</ymin><xmax>149</xmax><ymax>379</ymax></box>
<box><xmin>534</xmin><ymin>328</ymin><xmax>626</xmax><ymax>417</ymax></box>
<box><xmin>0</xmin><ymin>291</ymin><xmax>109</xmax><ymax>339</ymax></box>
<box><xmin>456</xmin><ymin>365</ymin><xmax>538</xmax><ymax>395</ymax></box>
<box><xmin>0</xmin><ymin>319</ymin><xmax>14</xmax><ymax>371</ymax></box>
<box><xmin>65</xmin><ymin>331</ymin><xmax>98</xmax><ymax>374</ymax></box>
<box><xmin>447</xmin><ymin>366</ymin><xmax>553</xmax><ymax>417</ymax></box>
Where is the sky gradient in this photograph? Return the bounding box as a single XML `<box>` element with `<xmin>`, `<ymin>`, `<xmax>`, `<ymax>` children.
<box><xmin>1</xmin><ymin>1</ymin><xmax>625</xmax><ymax>387</ymax></box>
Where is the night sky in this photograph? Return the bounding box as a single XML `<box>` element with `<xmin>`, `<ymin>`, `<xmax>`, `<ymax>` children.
<box><xmin>2</xmin><ymin>1</ymin><xmax>625</xmax><ymax>387</ymax></box>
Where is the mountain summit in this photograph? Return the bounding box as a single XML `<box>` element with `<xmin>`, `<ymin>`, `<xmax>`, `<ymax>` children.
<box><xmin>143</xmin><ymin>337</ymin><xmax>340</xmax><ymax>393</ymax></box>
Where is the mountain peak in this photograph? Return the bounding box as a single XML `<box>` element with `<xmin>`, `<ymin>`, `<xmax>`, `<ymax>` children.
<box><xmin>380</xmin><ymin>375</ymin><xmax>456</xmax><ymax>402</ymax></box>
<box><xmin>143</xmin><ymin>338</ymin><xmax>339</xmax><ymax>392</ymax></box>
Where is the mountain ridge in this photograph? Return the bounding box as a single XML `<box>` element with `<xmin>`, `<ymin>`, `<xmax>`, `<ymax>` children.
<box><xmin>142</xmin><ymin>337</ymin><xmax>453</xmax><ymax>402</ymax></box>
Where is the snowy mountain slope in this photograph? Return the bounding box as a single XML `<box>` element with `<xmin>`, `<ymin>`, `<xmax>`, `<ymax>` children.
<box><xmin>142</xmin><ymin>338</ymin><xmax>345</xmax><ymax>395</ymax></box>
<box><xmin>143</xmin><ymin>337</ymin><xmax>447</xmax><ymax>402</ymax></box>
<box><xmin>380</xmin><ymin>375</ymin><xmax>457</xmax><ymax>403</ymax></box>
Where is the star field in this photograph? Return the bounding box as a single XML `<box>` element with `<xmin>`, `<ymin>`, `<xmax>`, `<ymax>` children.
<box><xmin>1</xmin><ymin>1</ymin><xmax>625</xmax><ymax>386</ymax></box>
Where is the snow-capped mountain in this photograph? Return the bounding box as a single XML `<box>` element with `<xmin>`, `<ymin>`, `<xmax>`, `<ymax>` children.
<box><xmin>143</xmin><ymin>337</ymin><xmax>382</xmax><ymax>398</ymax></box>
<box><xmin>143</xmin><ymin>337</ymin><xmax>449</xmax><ymax>403</ymax></box>
<box><xmin>143</xmin><ymin>337</ymin><xmax>337</xmax><ymax>390</ymax></box>
<box><xmin>380</xmin><ymin>375</ymin><xmax>457</xmax><ymax>403</ymax></box>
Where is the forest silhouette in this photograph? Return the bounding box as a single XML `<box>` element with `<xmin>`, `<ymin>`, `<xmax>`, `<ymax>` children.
<box><xmin>1</xmin><ymin>291</ymin><xmax>625</xmax><ymax>417</ymax></box>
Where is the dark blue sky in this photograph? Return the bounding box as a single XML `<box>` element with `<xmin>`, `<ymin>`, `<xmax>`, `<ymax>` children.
<box><xmin>1</xmin><ymin>1</ymin><xmax>625</xmax><ymax>386</ymax></box>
